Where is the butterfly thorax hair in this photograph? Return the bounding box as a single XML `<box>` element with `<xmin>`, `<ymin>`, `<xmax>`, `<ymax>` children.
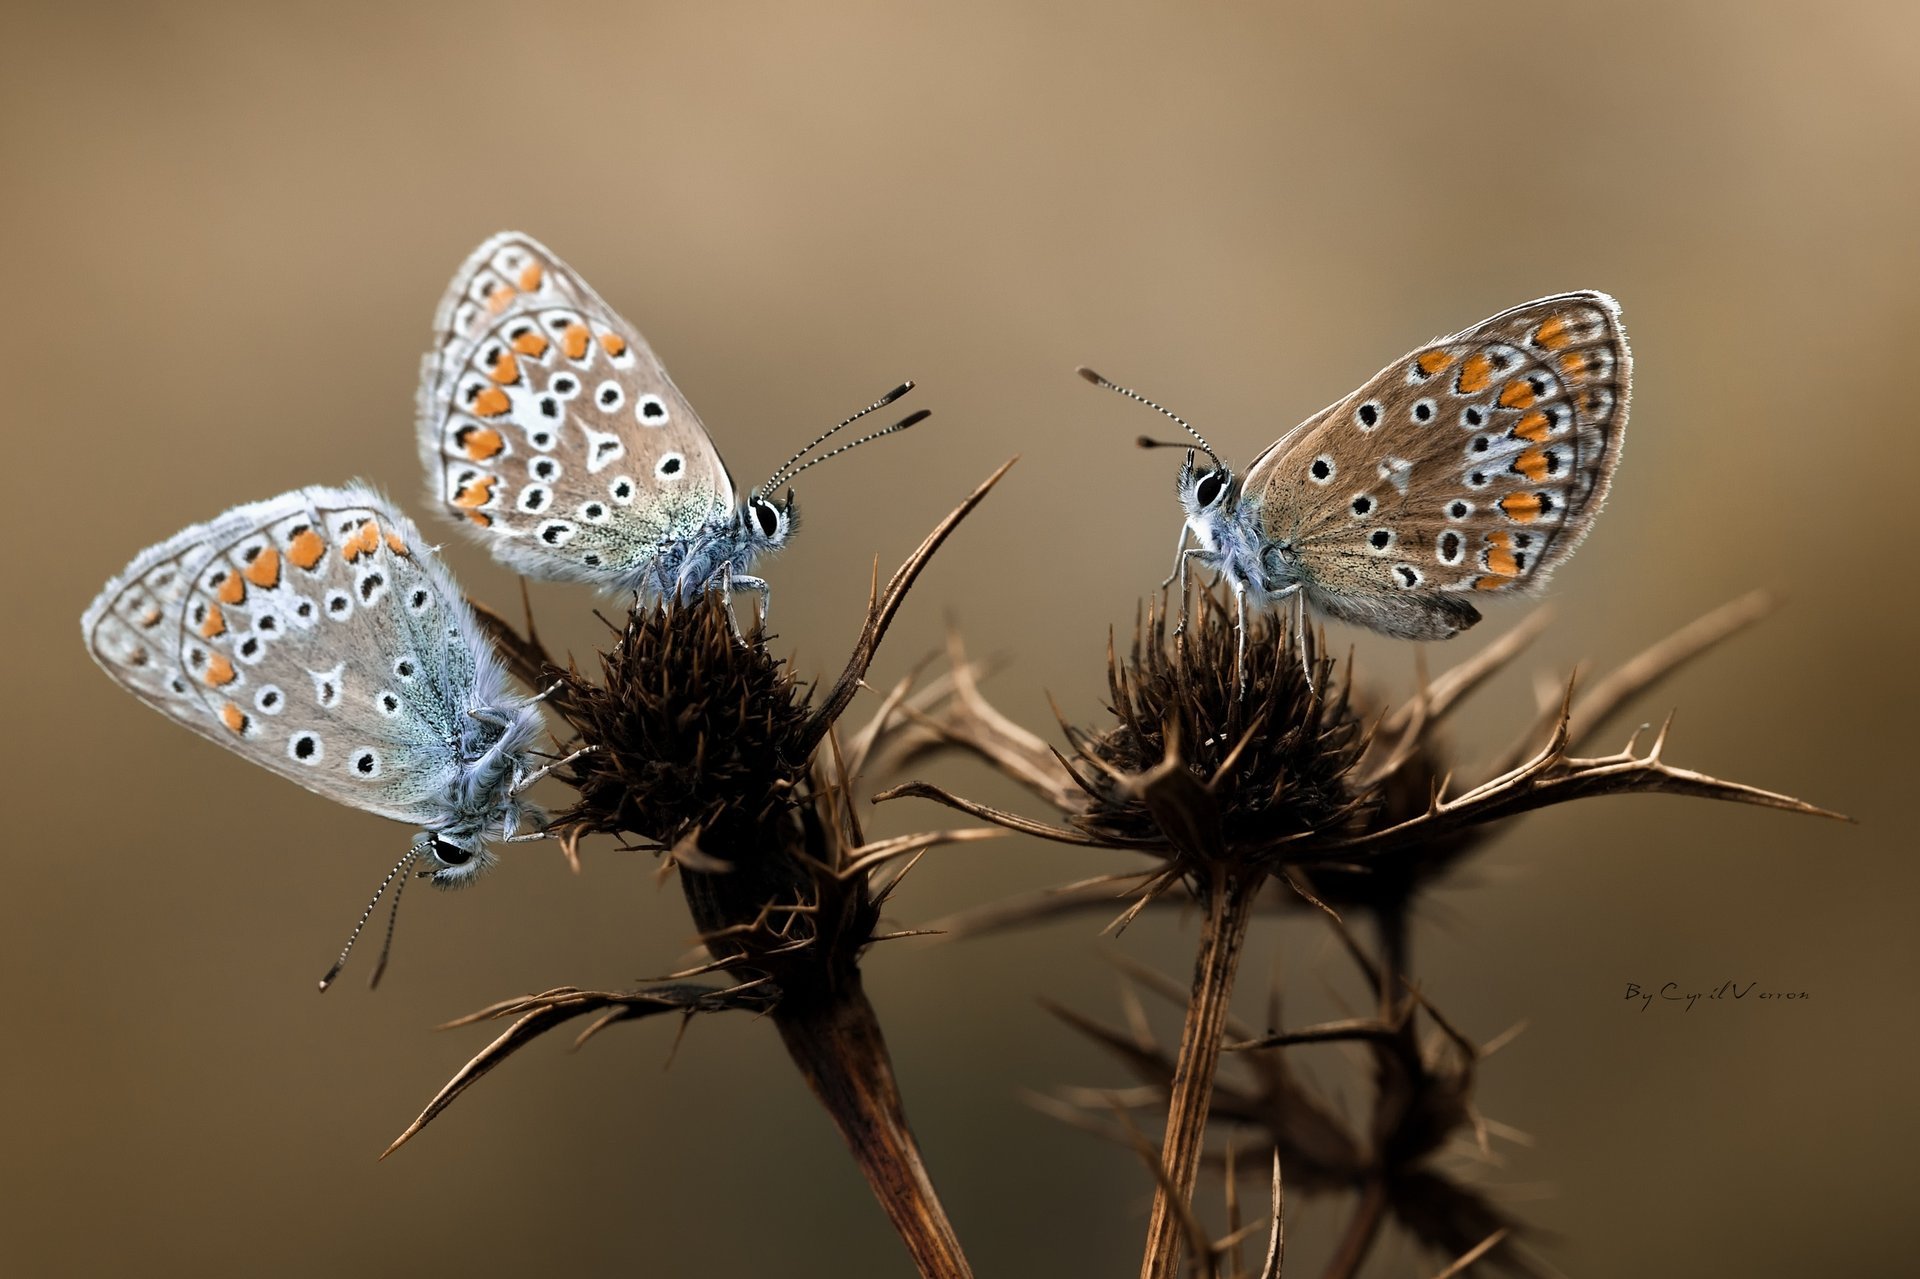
<box><xmin>630</xmin><ymin>489</ymin><xmax>793</xmax><ymax>603</ymax></box>
<box><xmin>1177</xmin><ymin>450</ymin><xmax>1298</xmax><ymax>608</ymax></box>
<box><xmin>416</xmin><ymin>648</ymin><xmax>550</xmax><ymax>886</ymax></box>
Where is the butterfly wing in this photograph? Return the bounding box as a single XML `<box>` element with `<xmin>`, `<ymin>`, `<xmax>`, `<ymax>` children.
<box><xmin>417</xmin><ymin>232</ymin><xmax>737</xmax><ymax>586</ymax></box>
<box><xmin>1244</xmin><ymin>292</ymin><xmax>1629</xmax><ymax>638</ymax></box>
<box><xmin>83</xmin><ymin>486</ymin><xmax>522</xmax><ymax>825</ymax></box>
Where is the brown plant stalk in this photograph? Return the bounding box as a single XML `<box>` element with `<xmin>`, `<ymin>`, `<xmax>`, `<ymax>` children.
<box><xmin>388</xmin><ymin>459</ymin><xmax>1017</xmax><ymax>1279</ymax></box>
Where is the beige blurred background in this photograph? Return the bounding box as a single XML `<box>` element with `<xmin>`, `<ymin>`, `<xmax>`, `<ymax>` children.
<box><xmin>5</xmin><ymin>3</ymin><xmax>1914</xmax><ymax>1275</ymax></box>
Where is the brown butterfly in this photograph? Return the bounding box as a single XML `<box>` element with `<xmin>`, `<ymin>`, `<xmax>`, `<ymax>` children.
<box><xmin>417</xmin><ymin>232</ymin><xmax>925</xmax><ymax>621</ymax></box>
<box><xmin>1081</xmin><ymin>291</ymin><xmax>1630</xmax><ymax>671</ymax></box>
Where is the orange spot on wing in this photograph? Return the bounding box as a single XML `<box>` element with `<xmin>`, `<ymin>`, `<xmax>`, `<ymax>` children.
<box><xmin>1416</xmin><ymin>349</ymin><xmax>1454</xmax><ymax>376</ymax></box>
<box><xmin>1457</xmin><ymin>352</ymin><xmax>1492</xmax><ymax>395</ymax></box>
<box><xmin>216</xmin><ymin>572</ymin><xmax>246</xmax><ymax>606</ymax></box>
<box><xmin>472</xmin><ymin>386</ymin><xmax>511</xmax><ymax>418</ymax></box>
<box><xmin>341</xmin><ymin>521</ymin><xmax>381</xmax><ymax>563</ymax></box>
<box><xmin>518</xmin><ymin>262</ymin><xmax>544</xmax><ymax>292</ymax></box>
<box><xmin>1484</xmin><ymin>532</ymin><xmax>1520</xmax><ymax>577</ymax></box>
<box><xmin>486</xmin><ymin>284</ymin><xmax>517</xmax><ymax>314</ymax></box>
<box><xmin>488</xmin><ymin>351</ymin><xmax>521</xmax><ymax>384</ymax></box>
<box><xmin>453</xmin><ymin>475</ymin><xmax>496</xmax><ymax>510</ymax></box>
<box><xmin>288</xmin><ymin>528</ymin><xmax>326</xmax><ymax>571</ymax></box>
<box><xmin>1533</xmin><ymin>316</ymin><xmax>1571</xmax><ymax>350</ymax></box>
<box><xmin>458</xmin><ymin>425</ymin><xmax>504</xmax><ymax>460</ymax></box>
<box><xmin>1499</xmin><ymin>492</ymin><xmax>1542</xmax><ymax>522</ymax></box>
<box><xmin>598</xmin><ymin>331</ymin><xmax>628</xmax><ymax>358</ymax></box>
<box><xmin>139</xmin><ymin>605</ymin><xmax>163</xmax><ymax>629</ymax></box>
<box><xmin>512</xmin><ymin>330</ymin><xmax>549</xmax><ymax>358</ymax></box>
<box><xmin>203</xmin><ymin>653</ymin><xmax>237</xmax><ymax>687</ymax></box>
<box><xmin>1512</xmin><ymin>448</ymin><xmax>1550</xmax><ymax>482</ymax></box>
<box><xmin>220</xmin><ymin>702</ymin><xmax>248</xmax><ymax>734</ymax></box>
<box><xmin>468</xmin><ymin>509</ymin><xmax>492</xmax><ymax>527</ymax></box>
<box><xmin>1498</xmin><ymin>379</ymin><xmax>1537</xmax><ymax>409</ymax></box>
<box><xmin>1512</xmin><ymin>410</ymin><xmax>1551</xmax><ymax>442</ymax></box>
<box><xmin>385</xmin><ymin>529</ymin><xmax>410</xmax><ymax>557</ymax></box>
<box><xmin>1472</xmin><ymin>575</ymin><xmax>1509</xmax><ymax>591</ymax></box>
<box><xmin>244</xmin><ymin>547</ymin><xmax>281</xmax><ymax>589</ymax></box>
<box><xmin>1558</xmin><ymin>352</ymin><xmax>1589</xmax><ymax>380</ymax></box>
<box><xmin>560</xmin><ymin>323</ymin><xmax>591</xmax><ymax>361</ymax></box>
<box><xmin>200</xmin><ymin>603</ymin><xmax>227</xmax><ymax>638</ymax></box>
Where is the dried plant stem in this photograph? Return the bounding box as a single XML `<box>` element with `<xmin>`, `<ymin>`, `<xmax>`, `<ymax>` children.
<box><xmin>1140</xmin><ymin>865</ymin><xmax>1263</xmax><ymax>1279</ymax></box>
<box><xmin>1321</xmin><ymin>1175</ymin><xmax>1390</xmax><ymax>1279</ymax></box>
<box><xmin>774</xmin><ymin>973</ymin><xmax>973</xmax><ymax>1279</ymax></box>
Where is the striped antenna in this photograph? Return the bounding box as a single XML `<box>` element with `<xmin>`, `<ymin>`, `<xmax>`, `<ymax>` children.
<box><xmin>317</xmin><ymin>844</ymin><xmax>420</xmax><ymax>992</ymax></box>
<box><xmin>1076</xmin><ymin>366</ymin><xmax>1222</xmax><ymax>468</ymax></box>
<box><xmin>759</xmin><ymin>380</ymin><xmax>916</xmax><ymax>497</ymax></box>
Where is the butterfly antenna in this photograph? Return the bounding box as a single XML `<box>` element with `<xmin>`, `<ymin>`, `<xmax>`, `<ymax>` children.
<box><xmin>777</xmin><ymin>408</ymin><xmax>933</xmax><ymax>487</ymax></box>
<box><xmin>758</xmin><ymin>380</ymin><xmax>915</xmax><ymax>497</ymax></box>
<box><xmin>317</xmin><ymin>845</ymin><xmax>420</xmax><ymax>993</ymax></box>
<box><xmin>1076</xmin><ymin>367</ymin><xmax>1222</xmax><ymax>468</ymax></box>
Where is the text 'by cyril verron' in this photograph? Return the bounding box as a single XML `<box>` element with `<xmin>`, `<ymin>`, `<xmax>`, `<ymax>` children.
<box><xmin>1625</xmin><ymin>982</ymin><xmax>1810</xmax><ymax>1012</ymax></box>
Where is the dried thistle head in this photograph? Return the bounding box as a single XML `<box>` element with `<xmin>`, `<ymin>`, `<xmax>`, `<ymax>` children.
<box><xmin>549</xmin><ymin>595</ymin><xmax>814</xmax><ymax>858</ymax></box>
<box><xmin>1072</xmin><ymin>590</ymin><xmax>1369</xmax><ymax>858</ymax></box>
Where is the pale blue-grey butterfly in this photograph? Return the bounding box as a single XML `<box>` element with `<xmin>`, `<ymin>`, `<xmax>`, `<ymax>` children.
<box><xmin>1080</xmin><ymin>292</ymin><xmax>1631</xmax><ymax>680</ymax></box>
<box><xmin>417</xmin><ymin>231</ymin><xmax>926</xmax><ymax>621</ymax></box>
<box><xmin>81</xmin><ymin>484</ymin><xmax>579</xmax><ymax>987</ymax></box>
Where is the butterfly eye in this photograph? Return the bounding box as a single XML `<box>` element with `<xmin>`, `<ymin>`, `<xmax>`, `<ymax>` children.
<box><xmin>753</xmin><ymin>500</ymin><xmax>780</xmax><ymax>539</ymax></box>
<box><xmin>1196</xmin><ymin>472</ymin><xmax>1227</xmax><ymax>507</ymax></box>
<box><xmin>431</xmin><ymin>838</ymin><xmax>472</xmax><ymax>867</ymax></box>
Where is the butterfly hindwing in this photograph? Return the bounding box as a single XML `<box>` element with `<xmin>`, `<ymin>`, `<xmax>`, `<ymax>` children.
<box><xmin>418</xmin><ymin>233</ymin><xmax>737</xmax><ymax>586</ymax></box>
<box><xmin>1243</xmin><ymin>292</ymin><xmax>1629</xmax><ymax>636</ymax></box>
<box><xmin>83</xmin><ymin>486</ymin><xmax>518</xmax><ymax>826</ymax></box>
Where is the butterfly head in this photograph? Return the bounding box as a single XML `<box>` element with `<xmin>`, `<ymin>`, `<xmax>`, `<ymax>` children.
<box><xmin>743</xmin><ymin>489</ymin><xmax>797</xmax><ymax>553</ymax></box>
<box><xmin>415</xmin><ymin>830</ymin><xmax>493</xmax><ymax>886</ymax></box>
<box><xmin>1178</xmin><ymin>448</ymin><xmax>1237</xmax><ymax>518</ymax></box>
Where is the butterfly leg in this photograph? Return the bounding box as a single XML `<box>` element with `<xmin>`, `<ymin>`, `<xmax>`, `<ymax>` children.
<box><xmin>1262</xmin><ymin>583</ymin><xmax>1312</xmax><ymax>694</ymax></box>
<box><xmin>524</xmin><ymin>680</ymin><xmax>568</xmax><ymax>707</ymax></box>
<box><xmin>1293</xmin><ymin>587</ymin><xmax>1316</xmax><ymax>694</ymax></box>
<box><xmin>1171</xmin><ymin>549</ymin><xmax>1210</xmax><ymax>638</ymax></box>
<box><xmin>1232</xmin><ymin>584</ymin><xmax>1249</xmax><ymax>697</ymax></box>
<box><xmin>713</xmin><ymin>564</ymin><xmax>771</xmax><ymax>636</ymax></box>
<box><xmin>511</xmin><ymin>744</ymin><xmax>598</xmax><ymax>797</ymax></box>
<box><xmin>1160</xmin><ymin>526</ymin><xmax>1192</xmax><ymax>589</ymax></box>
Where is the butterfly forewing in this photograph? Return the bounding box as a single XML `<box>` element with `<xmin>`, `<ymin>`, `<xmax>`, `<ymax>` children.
<box><xmin>1247</xmin><ymin>293</ymin><xmax>1628</xmax><ymax>626</ymax></box>
<box><xmin>84</xmin><ymin>486</ymin><xmax>507</xmax><ymax>825</ymax></box>
<box><xmin>418</xmin><ymin>233</ymin><xmax>736</xmax><ymax>584</ymax></box>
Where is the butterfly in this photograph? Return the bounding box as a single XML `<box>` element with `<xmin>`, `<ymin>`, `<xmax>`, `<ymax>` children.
<box><xmin>1081</xmin><ymin>292</ymin><xmax>1630</xmax><ymax>673</ymax></box>
<box><xmin>417</xmin><ymin>232</ymin><xmax>925</xmax><ymax>620</ymax></box>
<box><xmin>81</xmin><ymin>485</ymin><xmax>578</xmax><ymax>985</ymax></box>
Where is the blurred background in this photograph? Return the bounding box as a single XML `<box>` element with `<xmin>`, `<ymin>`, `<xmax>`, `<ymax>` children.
<box><xmin>5</xmin><ymin>3</ymin><xmax>1914</xmax><ymax>1275</ymax></box>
